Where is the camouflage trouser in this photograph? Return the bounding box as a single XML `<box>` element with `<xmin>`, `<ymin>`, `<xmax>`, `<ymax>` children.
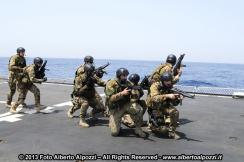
<box><xmin>12</xmin><ymin>83</ymin><xmax>40</xmax><ymax>109</ymax></box>
<box><xmin>151</xmin><ymin>106</ymin><xmax>179</xmax><ymax>131</ymax></box>
<box><xmin>70</xmin><ymin>91</ymin><xmax>106</xmax><ymax>118</ymax></box>
<box><xmin>109</xmin><ymin>102</ymin><xmax>144</xmax><ymax>136</ymax></box>
<box><xmin>7</xmin><ymin>76</ymin><xmax>17</xmax><ymax>105</ymax></box>
<box><xmin>122</xmin><ymin>100</ymin><xmax>147</xmax><ymax>126</ymax></box>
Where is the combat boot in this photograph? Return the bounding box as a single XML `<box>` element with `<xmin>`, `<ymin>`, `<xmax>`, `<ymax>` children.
<box><xmin>19</xmin><ymin>103</ymin><xmax>28</xmax><ymax>108</ymax></box>
<box><xmin>79</xmin><ymin>118</ymin><xmax>89</xmax><ymax>128</ymax></box>
<box><xmin>167</xmin><ymin>127</ymin><xmax>179</xmax><ymax>139</ymax></box>
<box><xmin>168</xmin><ymin>131</ymin><xmax>176</xmax><ymax>139</ymax></box>
<box><xmin>88</xmin><ymin>111</ymin><xmax>98</xmax><ymax>122</ymax></box>
<box><xmin>35</xmin><ymin>104</ymin><xmax>46</xmax><ymax>113</ymax></box>
<box><xmin>36</xmin><ymin>107</ymin><xmax>40</xmax><ymax>113</ymax></box>
<box><xmin>10</xmin><ymin>105</ymin><xmax>18</xmax><ymax>114</ymax></box>
<box><xmin>67</xmin><ymin>107</ymin><xmax>74</xmax><ymax>118</ymax></box>
<box><xmin>135</xmin><ymin>127</ymin><xmax>146</xmax><ymax>138</ymax></box>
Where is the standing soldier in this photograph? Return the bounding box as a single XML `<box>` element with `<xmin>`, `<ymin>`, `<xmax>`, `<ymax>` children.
<box><xmin>68</xmin><ymin>63</ymin><xmax>107</xmax><ymax>128</ymax></box>
<box><xmin>6</xmin><ymin>47</ymin><xmax>27</xmax><ymax>108</ymax></box>
<box><xmin>10</xmin><ymin>57</ymin><xmax>47</xmax><ymax>113</ymax></box>
<box><xmin>67</xmin><ymin>56</ymin><xmax>107</xmax><ymax>119</ymax></box>
<box><xmin>150</xmin><ymin>54</ymin><xmax>182</xmax><ymax>84</ymax></box>
<box><xmin>105</xmin><ymin>68</ymin><xmax>146</xmax><ymax>138</ymax></box>
<box><xmin>67</xmin><ymin>56</ymin><xmax>93</xmax><ymax>118</ymax></box>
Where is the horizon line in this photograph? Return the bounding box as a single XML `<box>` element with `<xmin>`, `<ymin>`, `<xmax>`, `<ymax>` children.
<box><xmin>0</xmin><ymin>56</ymin><xmax>243</xmax><ymax>65</ymax></box>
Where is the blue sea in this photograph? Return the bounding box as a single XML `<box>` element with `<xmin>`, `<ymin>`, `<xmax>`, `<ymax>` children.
<box><xmin>0</xmin><ymin>57</ymin><xmax>244</xmax><ymax>89</ymax></box>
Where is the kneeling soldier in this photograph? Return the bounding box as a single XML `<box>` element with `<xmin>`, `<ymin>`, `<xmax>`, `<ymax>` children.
<box><xmin>121</xmin><ymin>73</ymin><xmax>147</xmax><ymax>127</ymax></box>
<box><xmin>105</xmin><ymin>68</ymin><xmax>146</xmax><ymax>138</ymax></box>
<box><xmin>147</xmin><ymin>72</ymin><xmax>181</xmax><ymax>138</ymax></box>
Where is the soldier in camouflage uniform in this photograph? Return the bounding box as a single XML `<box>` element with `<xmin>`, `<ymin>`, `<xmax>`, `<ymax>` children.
<box><xmin>105</xmin><ymin>68</ymin><xmax>146</xmax><ymax>138</ymax></box>
<box><xmin>147</xmin><ymin>72</ymin><xmax>182</xmax><ymax>138</ymax></box>
<box><xmin>10</xmin><ymin>57</ymin><xmax>47</xmax><ymax>113</ymax></box>
<box><xmin>122</xmin><ymin>74</ymin><xmax>147</xmax><ymax>128</ymax></box>
<box><xmin>67</xmin><ymin>56</ymin><xmax>93</xmax><ymax>118</ymax></box>
<box><xmin>67</xmin><ymin>56</ymin><xmax>107</xmax><ymax>120</ymax></box>
<box><xmin>68</xmin><ymin>63</ymin><xmax>106</xmax><ymax>128</ymax></box>
<box><xmin>150</xmin><ymin>54</ymin><xmax>182</xmax><ymax>84</ymax></box>
<box><xmin>6</xmin><ymin>47</ymin><xmax>27</xmax><ymax>108</ymax></box>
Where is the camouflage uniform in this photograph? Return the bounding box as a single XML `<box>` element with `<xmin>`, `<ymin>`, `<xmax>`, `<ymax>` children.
<box><xmin>7</xmin><ymin>54</ymin><xmax>26</xmax><ymax>105</ymax></box>
<box><xmin>68</xmin><ymin>65</ymin><xmax>85</xmax><ymax>115</ymax></box>
<box><xmin>150</xmin><ymin>63</ymin><xmax>180</xmax><ymax>84</ymax></box>
<box><xmin>75</xmin><ymin>65</ymin><xmax>85</xmax><ymax>77</ymax></box>
<box><xmin>105</xmin><ymin>79</ymin><xmax>146</xmax><ymax>137</ymax></box>
<box><xmin>10</xmin><ymin>64</ymin><xmax>44</xmax><ymax>112</ymax></box>
<box><xmin>69</xmin><ymin>71</ymin><xmax>106</xmax><ymax>127</ymax></box>
<box><xmin>122</xmin><ymin>83</ymin><xmax>147</xmax><ymax>127</ymax></box>
<box><xmin>146</xmin><ymin>81</ymin><xmax>179</xmax><ymax>137</ymax></box>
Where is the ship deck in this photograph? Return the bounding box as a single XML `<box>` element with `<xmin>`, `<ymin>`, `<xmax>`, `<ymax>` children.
<box><xmin>0</xmin><ymin>79</ymin><xmax>244</xmax><ymax>162</ymax></box>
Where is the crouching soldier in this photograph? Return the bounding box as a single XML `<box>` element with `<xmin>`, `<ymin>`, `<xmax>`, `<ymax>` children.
<box><xmin>105</xmin><ymin>68</ymin><xmax>146</xmax><ymax>138</ymax></box>
<box><xmin>147</xmin><ymin>72</ymin><xmax>181</xmax><ymax>138</ymax></box>
<box><xmin>10</xmin><ymin>57</ymin><xmax>47</xmax><ymax>113</ymax></box>
<box><xmin>68</xmin><ymin>63</ymin><xmax>107</xmax><ymax>128</ymax></box>
<box><xmin>122</xmin><ymin>73</ymin><xmax>147</xmax><ymax>127</ymax></box>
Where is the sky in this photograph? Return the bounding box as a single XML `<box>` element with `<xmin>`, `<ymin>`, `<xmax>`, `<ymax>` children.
<box><xmin>0</xmin><ymin>0</ymin><xmax>243</xmax><ymax>64</ymax></box>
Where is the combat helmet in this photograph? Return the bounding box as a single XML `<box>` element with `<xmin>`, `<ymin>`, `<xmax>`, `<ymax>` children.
<box><xmin>128</xmin><ymin>73</ymin><xmax>140</xmax><ymax>84</ymax></box>
<box><xmin>84</xmin><ymin>56</ymin><xmax>94</xmax><ymax>64</ymax></box>
<box><xmin>17</xmin><ymin>47</ymin><xmax>25</xmax><ymax>54</ymax></box>
<box><xmin>166</xmin><ymin>54</ymin><xmax>177</xmax><ymax>65</ymax></box>
<box><xmin>116</xmin><ymin>68</ymin><xmax>129</xmax><ymax>78</ymax></box>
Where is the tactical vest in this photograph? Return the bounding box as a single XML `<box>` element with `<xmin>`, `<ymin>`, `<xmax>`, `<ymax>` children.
<box><xmin>8</xmin><ymin>55</ymin><xmax>26</xmax><ymax>71</ymax></box>
<box><xmin>20</xmin><ymin>65</ymin><xmax>34</xmax><ymax>84</ymax></box>
<box><xmin>149</xmin><ymin>63</ymin><xmax>172</xmax><ymax>84</ymax></box>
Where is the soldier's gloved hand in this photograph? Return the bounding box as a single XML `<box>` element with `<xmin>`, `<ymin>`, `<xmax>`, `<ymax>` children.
<box><xmin>166</xmin><ymin>94</ymin><xmax>177</xmax><ymax>100</ymax></box>
<box><xmin>102</xmin><ymin>81</ymin><xmax>107</xmax><ymax>87</ymax></box>
<box><xmin>42</xmin><ymin>77</ymin><xmax>47</xmax><ymax>82</ymax></box>
<box><xmin>179</xmin><ymin>94</ymin><xmax>184</xmax><ymax>100</ymax></box>
<box><xmin>121</xmin><ymin>88</ymin><xmax>131</xmax><ymax>96</ymax></box>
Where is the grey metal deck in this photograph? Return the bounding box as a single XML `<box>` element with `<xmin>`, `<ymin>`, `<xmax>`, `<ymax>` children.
<box><xmin>0</xmin><ymin>79</ymin><xmax>244</xmax><ymax>162</ymax></box>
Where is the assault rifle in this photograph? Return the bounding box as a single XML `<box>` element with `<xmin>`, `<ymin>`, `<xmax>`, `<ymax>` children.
<box><xmin>173</xmin><ymin>54</ymin><xmax>185</xmax><ymax>76</ymax></box>
<box><xmin>95</xmin><ymin>62</ymin><xmax>110</xmax><ymax>78</ymax></box>
<box><xmin>36</xmin><ymin>60</ymin><xmax>48</xmax><ymax>79</ymax></box>
<box><xmin>171</xmin><ymin>87</ymin><xmax>195</xmax><ymax>99</ymax></box>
